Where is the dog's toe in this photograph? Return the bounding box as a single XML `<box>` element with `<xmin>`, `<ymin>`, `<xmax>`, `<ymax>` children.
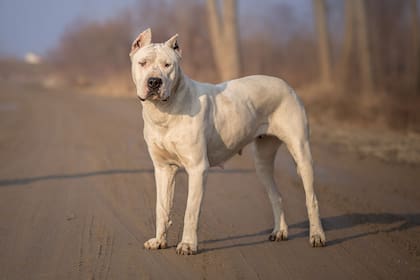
<box><xmin>144</xmin><ymin>238</ymin><xmax>167</xmax><ymax>250</ymax></box>
<box><xmin>176</xmin><ymin>242</ymin><xmax>197</xmax><ymax>255</ymax></box>
<box><xmin>269</xmin><ymin>230</ymin><xmax>288</xmax><ymax>241</ymax></box>
<box><xmin>310</xmin><ymin>234</ymin><xmax>326</xmax><ymax>247</ymax></box>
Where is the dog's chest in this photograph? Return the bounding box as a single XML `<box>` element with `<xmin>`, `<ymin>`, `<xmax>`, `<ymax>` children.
<box><xmin>144</xmin><ymin>125</ymin><xmax>189</xmax><ymax>166</ymax></box>
<box><xmin>151</xmin><ymin>142</ymin><xmax>180</xmax><ymax>165</ymax></box>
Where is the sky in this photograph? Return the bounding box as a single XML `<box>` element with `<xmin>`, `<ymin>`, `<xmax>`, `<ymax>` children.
<box><xmin>0</xmin><ymin>0</ymin><xmax>137</xmax><ymax>57</ymax></box>
<box><xmin>0</xmin><ymin>0</ymin><xmax>311</xmax><ymax>58</ymax></box>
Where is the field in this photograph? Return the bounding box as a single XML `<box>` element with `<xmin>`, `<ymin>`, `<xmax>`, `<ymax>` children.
<box><xmin>0</xmin><ymin>81</ymin><xmax>419</xmax><ymax>279</ymax></box>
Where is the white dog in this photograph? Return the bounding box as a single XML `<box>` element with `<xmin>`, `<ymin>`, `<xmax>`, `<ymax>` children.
<box><xmin>130</xmin><ymin>28</ymin><xmax>326</xmax><ymax>255</ymax></box>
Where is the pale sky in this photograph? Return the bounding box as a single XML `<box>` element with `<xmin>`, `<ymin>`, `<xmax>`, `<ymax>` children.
<box><xmin>0</xmin><ymin>0</ymin><xmax>138</xmax><ymax>57</ymax></box>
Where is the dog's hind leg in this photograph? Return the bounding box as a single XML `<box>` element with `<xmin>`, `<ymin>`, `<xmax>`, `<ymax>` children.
<box><xmin>269</xmin><ymin>92</ymin><xmax>326</xmax><ymax>247</ymax></box>
<box><xmin>283</xmin><ymin>135</ymin><xmax>326</xmax><ymax>247</ymax></box>
<box><xmin>253</xmin><ymin>135</ymin><xmax>288</xmax><ymax>241</ymax></box>
<box><xmin>286</xmin><ymin>139</ymin><xmax>326</xmax><ymax>247</ymax></box>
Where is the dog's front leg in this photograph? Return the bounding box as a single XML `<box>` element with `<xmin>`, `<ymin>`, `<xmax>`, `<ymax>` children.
<box><xmin>176</xmin><ymin>164</ymin><xmax>208</xmax><ymax>255</ymax></box>
<box><xmin>144</xmin><ymin>164</ymin><xmax>177</xmax><ymax>250</ymax></box>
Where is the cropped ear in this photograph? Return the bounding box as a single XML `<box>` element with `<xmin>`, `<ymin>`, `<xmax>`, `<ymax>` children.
<box><xmin>129</xmin><ymin>28</ymin><xmax>152</xmax><ymax>57</ymax></box>
<box><xmin>165</xmin><ymin>34</ymin><xmax>182</xmax><ymax>58</ymax></box>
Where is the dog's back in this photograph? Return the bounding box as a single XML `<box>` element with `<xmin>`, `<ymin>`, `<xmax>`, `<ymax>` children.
<box><xmin>191</xmin><ymin>75</ymin><xmax>305</xmax><ymax>166</ymax></box>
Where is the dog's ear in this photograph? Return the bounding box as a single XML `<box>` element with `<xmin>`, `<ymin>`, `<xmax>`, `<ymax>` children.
<box><xmin>165</xmin><ymin>34</ymin><xmax>182</xmax><ymax>58</ymax></box>
<box><xmin>129</xmin><ymin>28</ymin><xmax>152</xmax><ymax>57</ymax></box>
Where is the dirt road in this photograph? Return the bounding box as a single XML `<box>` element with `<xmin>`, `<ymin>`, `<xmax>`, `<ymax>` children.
<box><xmin>1</xmin><ymin>83</ymin><xmax>419</xmax><ymax>279</ymax></box>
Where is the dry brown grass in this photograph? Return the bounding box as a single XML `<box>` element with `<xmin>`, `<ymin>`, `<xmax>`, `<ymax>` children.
<box><xmin>300</xmin><ymin>85</ymin><xmax>420</xmax><ymax>164</ymax></box>
<box><xmin>300</xmin><ymin>85</ymin><xmax>420</xmax><ymax>133</ymax></box>
<box><xmin>311</xmin><ymin>122</ymin><xmax>420</xmax><ymax>165</ymax></box>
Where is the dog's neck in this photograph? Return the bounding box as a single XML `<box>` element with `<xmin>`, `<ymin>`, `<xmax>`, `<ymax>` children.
<box><xmin>141</xmin><ymin>73</ymin><xmax>193</xmax><ymax>128</ymax></box>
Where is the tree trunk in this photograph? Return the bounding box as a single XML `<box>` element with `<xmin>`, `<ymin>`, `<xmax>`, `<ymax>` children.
<box><xmin>340</xmin><ymin>0</ymin><xmax>354</xmax><ymax>88</ymax></box>
<box><xmin>313</xmin><ymin>0</ymin><xmax>333</xmax><ymax>88</ymax></box>
<box><xmin>411</xmin><ymin>0</ymin><xmax>420</xmax><ymax>94</ymax></box>
<box><xmin>206</xmin><ymin>0</ymin><xmax>241</xmax><ymax>81</ymax></box>
<box><xmin>354</xmin><ymin>0</ymin><xmax>374</xmax><ymax>93</ymax></box>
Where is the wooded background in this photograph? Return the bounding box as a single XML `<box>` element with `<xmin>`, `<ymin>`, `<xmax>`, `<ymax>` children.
<box><xmin>48</xmin><ymin>0</ymin><xmax>419</xmax><ymax>93</ymax></box>
<box><xmin>45</xmin><ymin>0</ymin><xmax>420</xmax><ymax>130</ymax></box>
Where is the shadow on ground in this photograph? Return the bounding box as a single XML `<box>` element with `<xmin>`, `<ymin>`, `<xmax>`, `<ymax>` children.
<box><xmin>2</xmin><ymin>169</ymin><xmax>418</xmax><ymax>255</ymax></box>
<box><xmin>200</xmin><ymin>212</ymin><xmax>420</xmax><ymax>253</ymax></box>
<box><xmin>0</xmin><ymin>168</ymin><xmax>254</xmax><ymax>187</ymax></box>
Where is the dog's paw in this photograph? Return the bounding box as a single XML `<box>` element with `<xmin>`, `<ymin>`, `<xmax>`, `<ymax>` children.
<box><xmin>269</xmin><ymin>229</ymin><xmax>288</xmax><ymax>241</ymax></box>
<box><xmin>144</xmin><ymin>238</ymin><xmax>167</xmax><ymax>250</ymax></box>
<box><xmin>310</xmin><ymin>231</ymin><xmax>326</xmax><ymax>247</ymax></box>
<box><xmin>176</xmin><ymin>242</ymin><xmax>197</xmax><ymax>255</ymax></box>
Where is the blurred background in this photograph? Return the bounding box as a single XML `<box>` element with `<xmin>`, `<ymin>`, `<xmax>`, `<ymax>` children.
<box><xmin>1</xmin><ymin>2</ymin><xmax>420</xmax><ymax>278</ymax></box>
<box><xmin>1</xmin><ymin>0</ymin><xmax>420</xmax><ymax>161</ymax></box>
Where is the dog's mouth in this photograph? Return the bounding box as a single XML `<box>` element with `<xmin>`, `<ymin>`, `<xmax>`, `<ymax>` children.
<box><xmin>138</xmin><ymin>90</ymin><xmax>169</xmax><ymax>102</ymax></box>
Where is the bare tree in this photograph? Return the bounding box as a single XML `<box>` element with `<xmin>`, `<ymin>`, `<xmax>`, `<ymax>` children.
<box><xmin>313</xmin><ymin>0</ymin><xmax>333</xmax><ymax>88</ymax></box>
<box><xmin>50</xmin><ymin>13</ymin><xmax>133</xmax><ymax>83</ymax></box>
<box><xmin>340</xmin><ymin>0</ymin><xmax>374</xmax><ymax>93</ymax></box>
<box><xmin>354</xmin><ymin>0</ymin><xmax>374</xmax><ymax>93</ymax></box>
<box><xmin>411</xmin><ymin>0</ymin><xmax>420</xmax><ymax>93</ymax></box>
<box><xmin>206</xmin><ymin>0</ymin><xmax>241</xmax><ymax>81</ymax></box>
<box><xmin>340</xmin><ymin>0</ymin><xmax>354</xmax><ymax>88</ymax></box>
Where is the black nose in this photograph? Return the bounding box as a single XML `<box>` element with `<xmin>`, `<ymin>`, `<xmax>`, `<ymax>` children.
<box><xmin>147</xmin><ymin>77</ymin><xmax>162</xmax><ymax>90</ymax></box>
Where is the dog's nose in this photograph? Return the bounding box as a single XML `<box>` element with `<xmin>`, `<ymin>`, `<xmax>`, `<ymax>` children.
<box><xmin>147</xmin><ymin>77</ymin><xmax>162</xmax><ymax>90</ymax></box>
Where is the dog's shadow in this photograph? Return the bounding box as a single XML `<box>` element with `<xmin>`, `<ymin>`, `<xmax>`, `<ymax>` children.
<box><xmin>199</xmin><ymin>212</ymin><xmax>420</xmax><ymax>253</ymax></box>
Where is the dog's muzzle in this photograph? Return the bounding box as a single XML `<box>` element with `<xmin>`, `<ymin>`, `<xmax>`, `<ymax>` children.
<box><xmin>137</xmin><ymin>77</ymin><xmax>168</xmax><ymax>102</ymax></box>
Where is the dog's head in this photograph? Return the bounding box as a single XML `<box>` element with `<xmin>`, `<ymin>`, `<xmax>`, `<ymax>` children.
<box><xmin>129</xmin><ymin>28</ymin><xmax>182</xmax><ymax>102</ymax></box>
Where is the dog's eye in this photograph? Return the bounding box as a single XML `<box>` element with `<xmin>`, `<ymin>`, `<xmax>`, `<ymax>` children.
<box><xmin>138</xmin><ymin>61</ymin><xmax>146</xmax><ymax>67</ymax></box>
<box><xmin>164</xmin><ymin>63</ymin><xmax>171</xmax><ymax>68</ymax></box>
